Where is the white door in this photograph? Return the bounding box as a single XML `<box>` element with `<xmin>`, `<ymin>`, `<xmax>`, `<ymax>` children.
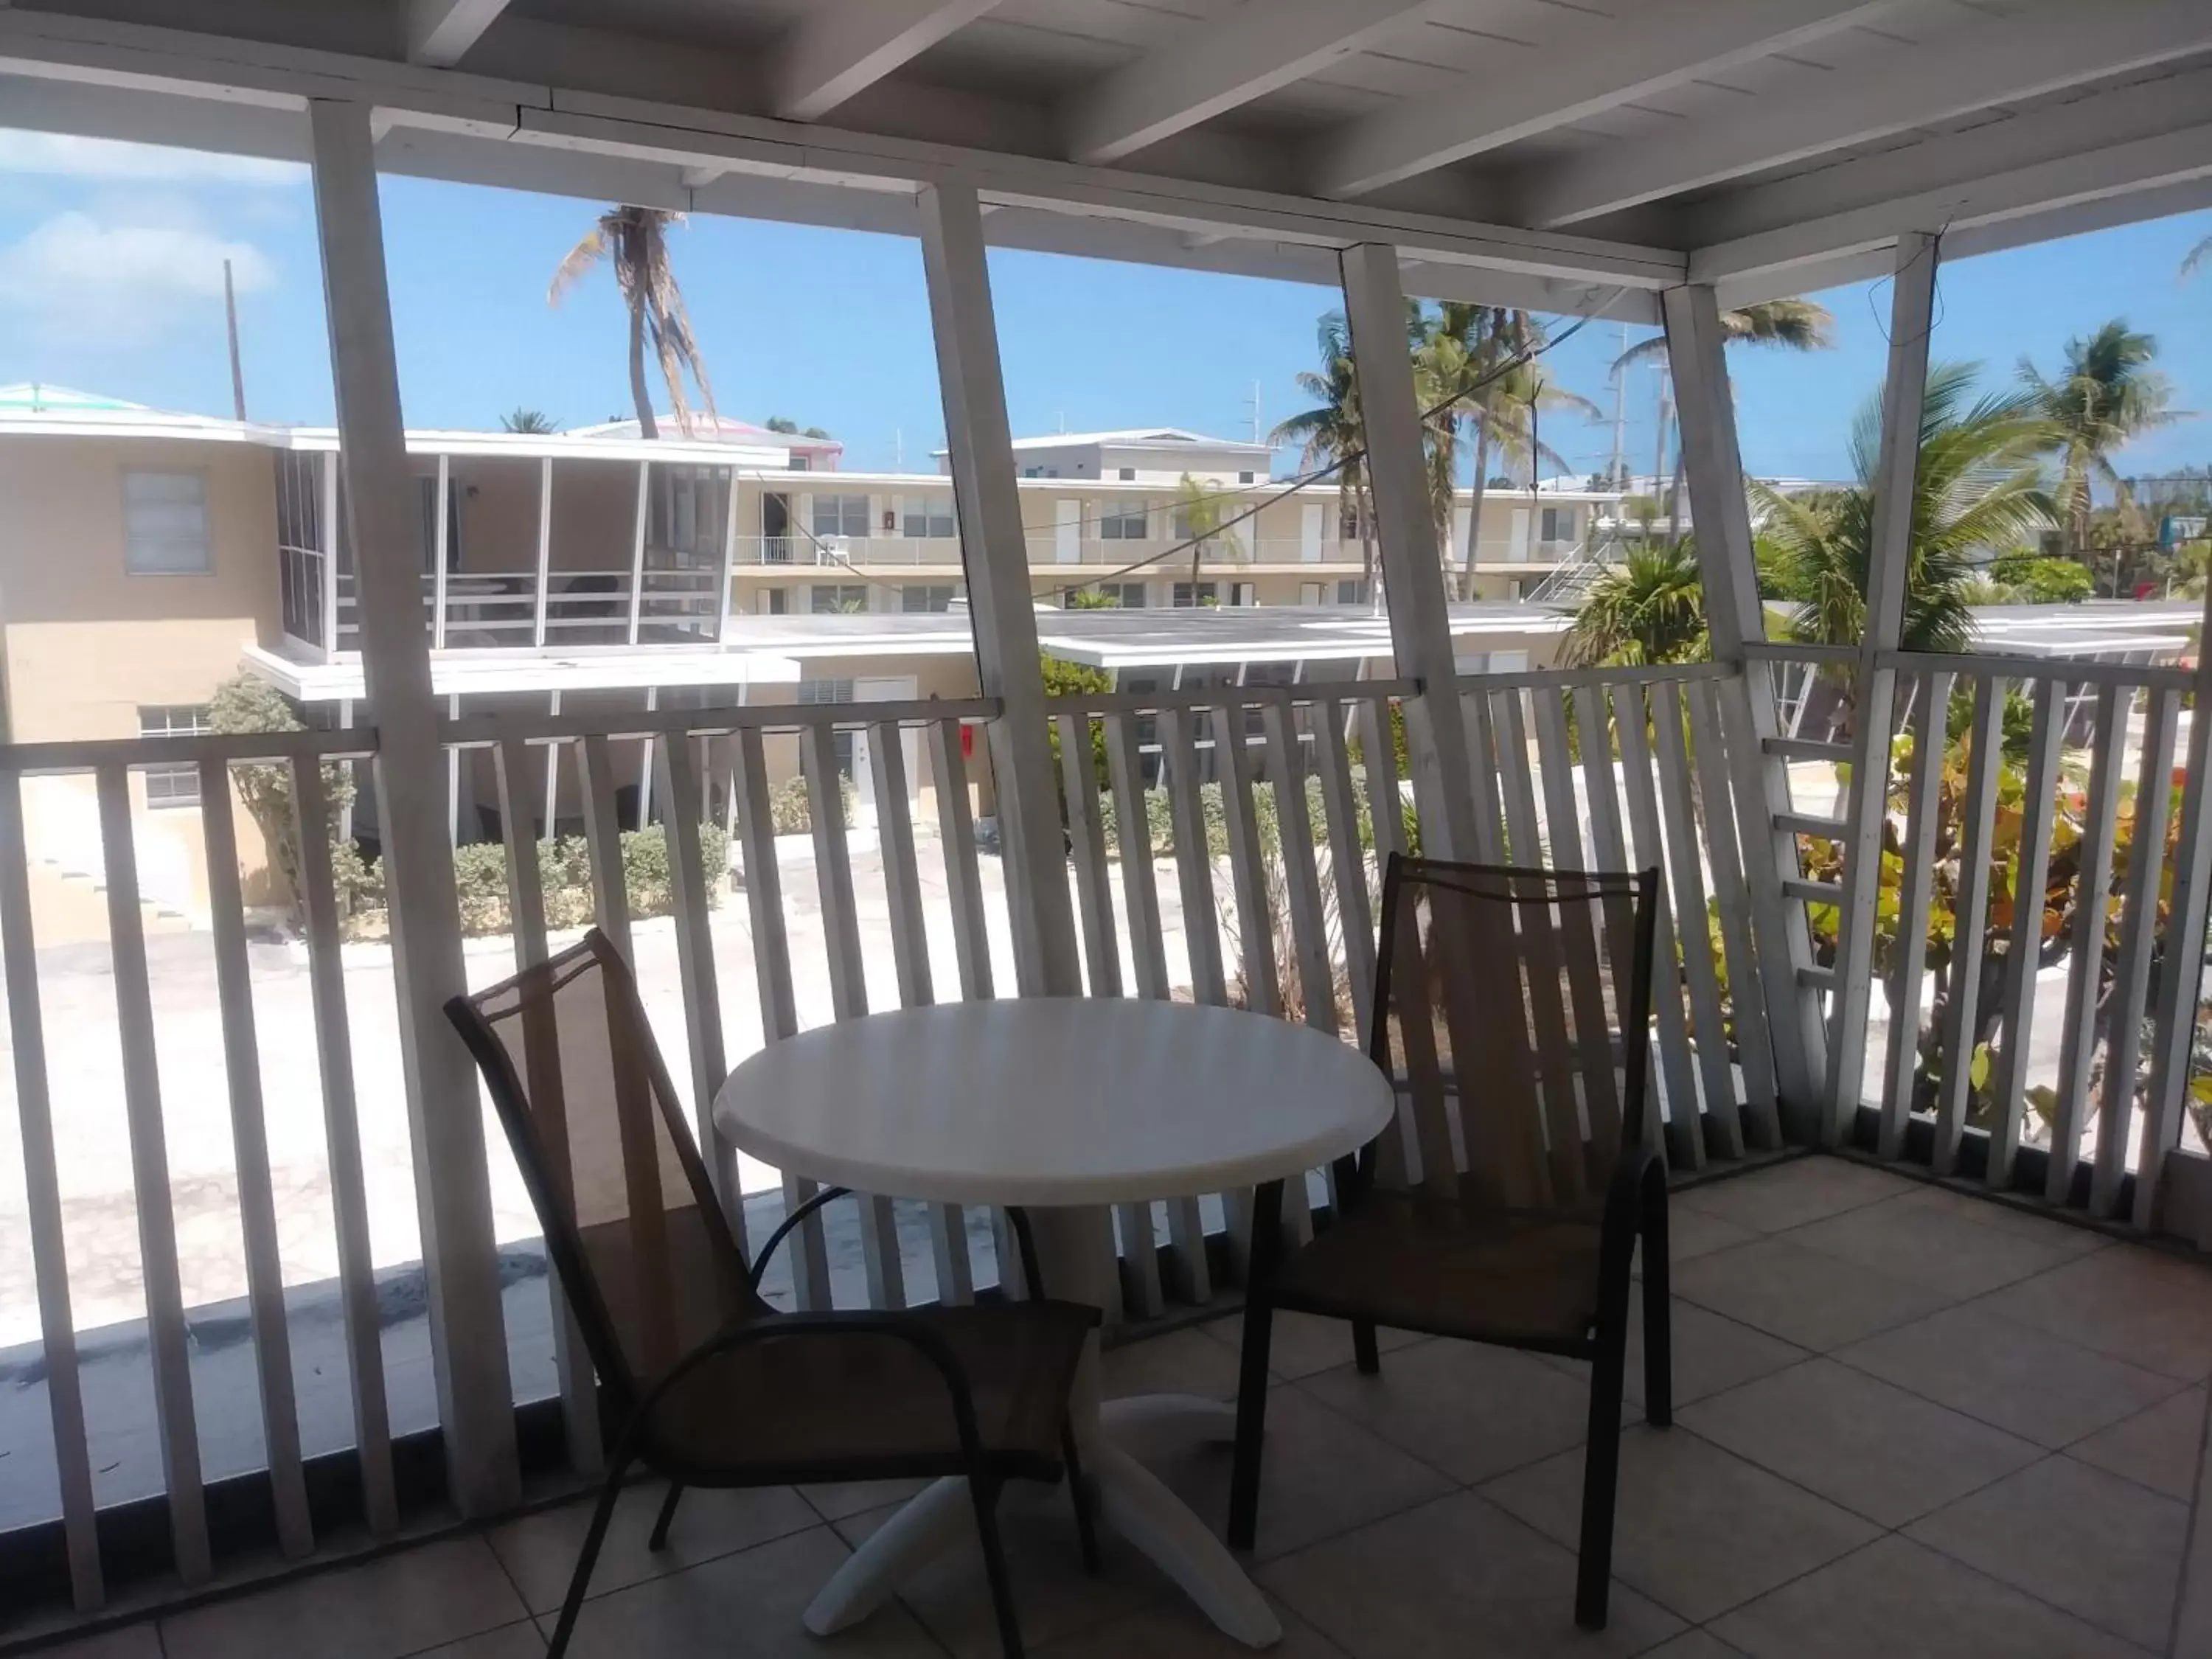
<box><xmin>1509</xmin><ymin>508</ymin><xmax>1531</xmax><ymax>562</ymax></box>
<box><xmin>1056</xmin><ymin>499</ymin><xmax>1082</xmax><ymax>563</ymax></box>
<box><xmin>1453</xmin><ymin>505</ymin><xmax>1472</xmax><ymax>566</ymax></box>
<box><xmin>850</xmin><ymin>675</ymin><xmax>920</xmax><ymax>828</ymax></box>
<box><xmin>1299</xmin><ymin>504</ymin><xmax>1324</xmax><ymax>563</ymax></box>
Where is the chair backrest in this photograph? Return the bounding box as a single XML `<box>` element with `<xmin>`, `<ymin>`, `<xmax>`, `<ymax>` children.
<box><xmin>446</xmin><ymin>930</ymin><xmax>764</xmax><ymax>1421</ymax></box>
<box><xmin>1366</xmin><ymin>855</ymin><xmax>1658</xmax><ymax>1214</ymax></box>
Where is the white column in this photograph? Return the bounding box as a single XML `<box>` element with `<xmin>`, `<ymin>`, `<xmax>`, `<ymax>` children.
<box><xmin>532</xmin><ymin>457</ymin><xmax>552</xmax><ymax>647</ymax></box>
<box><xmin>338</xmin><ymin>696</ymin><xmax>357</xmax><ymax>843</ymax></box>
<box><xmin>307</xmin><ymin>98</ymin><xmax>518</xmax><ymax>1513</ymax></box>
<box><xmin>1663</xmin><ymin>283</ymin><xmax>1824</xmax><ymax>1127</ymax></box>
<box><xmin>715</xmin><ymin>466</ymin><xmax>740</xmax><ymax>640</ymax></box>
<box><xmin>1825</xmin><ymin>231</ymin><xmax>1939</xmax><ymax>1143</ymax></box>
<box><xmin>543</xmin><ymin>689</ymin><xmax>561</xmax><ymax>836</ymax></box>
<box><xmin>447</xmin><ymin>692</ymin><xmax>462</xmax><ymax>846</ymax></box>
<box><xmin>431</xmin><ymin>452</ymin><xmax>451</xmax><ymax>650</ymax></box>
<box><xmin>915</xmin><ymin>180</ymin><xmax>1081</xmax><ymax>995</ymax></box>
<box><xmin>321</xmin><ymin>449</ymin><xmax>341</xmax><ymax>650</ymax></box>
<box><xmin>1338</xmin><ymin>244</ymin><xmax>1478</xmax><ymax>860</ymax></box>
<box><xmin>627</xmin><ymin>458</ymin><xmax>650</xmax><ymax>644</ymax></box>
<box><xmin>638</xmin><ymin>686</ymin><xmax>658</xmax><ymax>824</ymax></box>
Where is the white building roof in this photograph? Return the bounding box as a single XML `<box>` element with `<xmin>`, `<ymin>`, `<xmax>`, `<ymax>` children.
<box><xmin>241</xmin><ymin>642</ymin><xmax>804</xmax><ymax>705</ymax></box>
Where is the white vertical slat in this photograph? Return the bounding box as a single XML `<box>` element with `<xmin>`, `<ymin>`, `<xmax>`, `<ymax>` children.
<box><xmin>0</xmin><ymin>773</ymin><xmax>105</xmax><ymax>1604</ymax></box>
<box><xmin>1310</xmin><ymin>699</ymin><xmax>1377</xmax><ymax>1051</ymax></box>
<box><xmin>1531</xmin><ymin>686</ymin><xmax>1626</xmax><ymax>1150</ymax></box>
<box><xmin>1576</xmin><ymin>685</ymin><xmax>1669</xmax><ymax>1161</ymax></box>
<box><xmin>2091</xmin><ymin>687</ymin><xmax>2179</xmax><ymax>1217</ymax></box>
<box><xmin>1214</xmin><ymin>700</ymin><xmax>1281</xmax><ymax>1018</ymax></box>
<box><xmin>732</xmin><ymin>727</ymin><xmax>830</xmax><ymax>1306</ymax></box>
<box><xmin>627</xmin><ymin>459</ymin><xmax>650</xmax><ymax>644</ymax></box>
<box><xmin>806</xmin><ymin>721</ymin><xmax>905</xmax><ymax>1310</ymax></box>
<box><xmin>928</xmin><ymin>719</ymin><xmax>995</xmax><ymax>1001</ymax></box>
<box><xmin>532</xmin><ymin>456</ymin><xmax>553</xmax><ymax>647</ymax></box>
<box><xmin>197</xmin><ymin>757</ymin><xmax>312</xmax><ymax>1559</ymax></box>
<box><xmin>869</xmin><ymin>720</ymin><xmax>973</xmax><ymax>1306</ymax></box>
<box><xmin>1932</xmin><ymin>676</ymin><xmax>2005</xmax><ymax>1176</ymax></box>
<box><xmin>1100</xmin><ymin>710</ymin><xmax>1166</xmax><ymax>1316</ymax></box>
<box><xmin>1355</xmin><ymin>697</ymin><xmax>1406</xmax><ymax>870</ymax></box>
<box><xmin>1684</xmin><ymin>679</ymin><xmax>1781</xmax><ymax>1146</ymax></box>
<box><xmin>95</xmin><ymin>763</ymin><xmax>211</xmax><ymax>1583</ymax></box>
<box><xmin>577</xmin><ymin>734</ymin><xmax>634</xmax><ymax>956</ymax></box>
<box><xmin>1461</xmin><ymin>686</ymin><xmax>1509</xmax><ymax>864</ymax></box>
<box><xmin>714</xmin><ymin>467</ymin><xmax>740</xmax><ymax>640</ymax></box>
<box><xmin>431</xmin><ymin>452</ymin><xmax>450</xmax><ymax>650</ymax></box>
<box><xmin>2048</xmin><ymin>684</ymin><xmax>2126</xmax><ymax>1206</ymax></box>
<box><xmin>1609</xmin><ymin>685</ymin><xmax>1700</xmax><ymax>1166</ymax></box>
<box><xmin>1057</xmin><ymin>710</ymin><xmax>1123</xmax><ymax>995</ymax></box>
<box><xmin>1987</xmin><ymin>681</ymin><xmax>2065</xmax><ymax>1193</ymax></box>
<box><xmin>2140</xmin><ymin>633</ymin><xmax>2212</xmax><ymax>1233</ymax></box>
<box><xmin>320</xmin><ymin>449</ymin><xmax>341</xmax><ymax>650</ymax></box>
<box><xmin>1261</xmin><ymin>698</ymin><xmax>1337</xmax><ymax>1036</ymax></box>
<box><xmin>1156</xmin><ymin>705</ymin><xmax>1219</xmax><ymax>1304</ymax></box>
<box><xmin>1878</xmin><ymin>672</ymin><xmax>1952</xmax><ymax>1158</ymax></box>
<box><xmin>1649</xmin><ymin>686</ymin><xmax>1742</xmax><ymax>1161</ymax></box>
<box><xmin>655</xmin><ymin>733</ymin><xmax>741</xmax><ymax>1242</ymax></box>
<box><xmin>1492</xmin><ymin>689</ymin><xmax>1591</xmax><ymax>1203</ymax></box>
<box><xmin>491</xmin><ymin>737</ymin><xmax>602</xmax><ymax>1478</ymax></box>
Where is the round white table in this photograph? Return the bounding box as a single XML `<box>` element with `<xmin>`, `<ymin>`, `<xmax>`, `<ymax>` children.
<box><xmin>714</xmin><ymin>996</ymin><xmax>1394</xmax><ymax>1649</ymax></box>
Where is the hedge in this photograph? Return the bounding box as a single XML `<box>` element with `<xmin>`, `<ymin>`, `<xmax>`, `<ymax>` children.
<box><xmin>1096</xmin><ymin>771</ymin><xmax>1413</xmax><ymax>859</ymax></box>
<box><xmin>768</xmin><ymin>772</ymin><xmax>858</xmax><ymax>835</ymax></box>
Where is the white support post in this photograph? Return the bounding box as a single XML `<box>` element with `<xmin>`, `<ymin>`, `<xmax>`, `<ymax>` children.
<box><xmin>1663</xmin><ymin>282</ymin><xmax>1825</xmax><ymax>1128</ymax></box>
<box><xmin>338</xmin><ymin>696</ymin><xmax>357</xmax><ymax>844</ymax></box>
<box><xmin>532</xmin><ymin>456</ymin><xmax>552</xmax><ymax>647</ymax></box>
<box><xmin>627</xmin><ymin>458</ymin><xmax>650</xmax><ymax>644</ymax></box>
<box><xmin>321</xmin><ymin>449</ymin><xmax>341</xmax><ymax>650</ymax></box>
<box><xmin>1337</xmin><ymin>244</ymin><xmax>1478</xmax><ymax>860</ymax></box>
<box><xmin>307</xmin><ymin>98</ymin><xmax>517</xmax><ymax>1514</ymax></box>
<box><xmin>915</xmin><ymin>179</ymin><xmax>1082</xmax><ymax>995</ymax></box>
<box><xmin>638</xmin><ymin>686</ymin><xmax>658</xmax><ymax>823</ymax></box>
<box><xmin>715</xmin><ymin>465</ymin><xmax>740</xmax><ymax>640</ymax></box>
<box><xmin>1825</xmin><ymin>230</ymin><xmax>1940</xmax><ymax>1144</ymax></box>
<box><xmin>446</xmin><ymin>692</ymin><xmax>462</xmax><ymax>847</ymax></box>
<box><xmin>542</xmin><ymin>689</ymin><xmax>561</xmax><ymax>835</ymax></box>
<box><xmin>431</xmin><ymin>452</ymin><xmax>450</xmax><ymax>650</ymax></box>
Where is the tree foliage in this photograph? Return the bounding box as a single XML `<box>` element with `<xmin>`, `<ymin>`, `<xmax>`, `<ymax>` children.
<box><xmin>550</xmin><ymin>205</ymin><xmax>715</xmax><ymax>439</ymax></box>
<box><xmin>206</xmin><ymin>674</ymin><xmax>355</xmax><ymax>917</ymax></box>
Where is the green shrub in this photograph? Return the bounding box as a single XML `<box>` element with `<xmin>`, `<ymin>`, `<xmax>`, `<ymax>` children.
<box><xmin>767</xmin><ymin>772</ymin><xmax>857</xmax><ymax>834</ymax></box>
<box><xmin>350</xmin><ymin>821</ymin><xmax>729</xmax><ymax>939</ymax></box>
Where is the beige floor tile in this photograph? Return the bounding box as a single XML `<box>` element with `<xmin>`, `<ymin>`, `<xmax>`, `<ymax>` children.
<box><xmin>555</xmin><ymin>1526</ymin><xmax>939</xmax><ymax>1657</ymax></box>
<box><xmin>835</xmin><ymin>1482</ymin><xmax>1166</xmax><ymax>1659</ymax></box>
<box><xmin>1257</xmin><ymin>1490</ymin><xmax>1683</xmax><ymax>1659</ymax></box>
<box><xmin>2065</xmin><ymin>1385</ymin><xmax>2209</xmax><ymax>1500</ymax></box>
<box><xmin>1672</xmin><ymin>1159</ymin><xmax>1918</xmax><ymax>1235</ymax></box>
<box><xmin>1710</xmin><ymin>1534</ymin><xmax>2149</xmax><ymax>1659</ymax></box>
<box><xmin>158</xmin><ymin>1537</ymin><xmax>529</xmax><ymax>1659</ymax></box>
<box><xmin>1481</xmin><ymin>1425</ymin><xmax>1879</xmax><ymax>1626</ymax></box>
<box><xmin>1300</xmin><ymin>1338</ymin><xmax>1601</xmax><ymax>1484</ymax></box>
<box><xmin>1783</xmin><ymin>1191</ymin><xmax>2080</xmax><ymax>1299</ymax></box>
<box><xmin>1540</xmin><ymin>1291</ymin><xmax>1806</xmax><ymax>1416</ymax></box>
<box><xmin>1104</xmin><ymin>1326</ymin><xmax>1243</xmax><ymax>1399</ymax></box>
<box><xmin>1144</xmin><ymin>1382</ymin><xmax>1453</xmax><ymax>1562</ymax></box>
<box><xmin>1636</xmin><ymin>1634</ymin><xmax>1746</xmax><ymax>1658</ymax></box>
<box><xmin>1032</xmin><ymin>1597</ymin><xmax>1349</xmax><ymax>1657</ymax></box>
<box><xmin>1670</xmin><ymin>1238</ymin><xmax>1954</xmax><ymax>1352</ymax></box>
<box><xmin>407</xmin><ymin>1621</ymin><xmax>549</xmax><ymax>1658</ymax></box>
<box><xmin>485</xmin><ymin>1479</ymin><xmax>818</xmax><ymax>1613</ymax></box>
<box><xmin>1646</xmin><ymin>1205</ymin><xmax>1758</xmax><ymax>1267</ymax></box>
<box><xmin>798</xmin><ymin>1477</ymin><xmax>931</xmax><ymax>1523</ymax></box>
<box><xmin>1980</xmin><ymin>1245</ymin><xmax>2212</xmax><ymax>1380</ymax></box>
<box><xmin>1834</xmin><ymin>1301</ymin><xmax>2183</xmax><ymax>1449</ymax></box>
<box><xmin>1198</xmin><ymin>1309</ymin><xmax>1426</xmax><ymax>1382</ymax></box>
<box><xmin>14</xmin><ymin>1627</ymin><xmax>164</xmax><ymax>1659</ymax></box>
<box><xmin>1879</xmin><ymin>1183</ymin><xmax>2111</xmax><ymax>1257</ymax></box>
<box><xmin>1677</xmin><ymin>1358</ymin><xmax>2040</xmax><ymax>1527</ymax></box>
<box><xmin>1905</xmin><ymin>1455</ymin><xmax>2188</xmax><ymax>1653</ymax></box>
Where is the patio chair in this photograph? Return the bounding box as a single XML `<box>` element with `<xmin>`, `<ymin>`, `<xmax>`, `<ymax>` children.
<box><xmin>447</xmin><ymin>931</ymin><xmax>1100</xmax><ymax>1658</ymax></box>
<box><xmin>1227</xmin><ymin>856</ymin><xmax>1666</xmax><ymax>1630</ymax></box>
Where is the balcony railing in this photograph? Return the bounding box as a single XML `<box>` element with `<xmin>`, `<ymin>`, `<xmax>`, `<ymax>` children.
<box><xmin>2</xmin><ymin>652</ymin><xmax>2208</xmax><ymax>1615</ymax></box>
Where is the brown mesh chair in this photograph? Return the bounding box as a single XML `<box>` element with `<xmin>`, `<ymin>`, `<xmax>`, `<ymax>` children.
<box><xmin>447</xmin><ymin>931</ymin><xmax>1100</xmax><ymax>1658</ymax></box>
<box><xmin>1228</xmin><ymin>856</ymin><xmax>1666</xmax><ymax>1630</ymax></box>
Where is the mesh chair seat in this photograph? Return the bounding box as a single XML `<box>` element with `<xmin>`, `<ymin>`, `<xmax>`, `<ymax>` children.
<box><xmin>648</xmin><ymin>1301</ymin><xmax>1099</xmax><ymax>1480</ymax></box>
<box><xmin>1270</xmin><ymin>1189</ymin><xmax>1604</xmax><ymax>1349</ymax></box>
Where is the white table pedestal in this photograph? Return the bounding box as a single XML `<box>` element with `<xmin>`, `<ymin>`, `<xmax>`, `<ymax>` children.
<box><xmin>801</xmin><ymin>1206</ymin><xmax>1282</xmax><ymax>1649</ymax></box>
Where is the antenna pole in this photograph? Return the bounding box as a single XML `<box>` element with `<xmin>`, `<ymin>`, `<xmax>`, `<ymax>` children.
<box><xmin>223</xmin><ymin>258</ymin><xmax>247</xmax><ymax>422</ymax></box>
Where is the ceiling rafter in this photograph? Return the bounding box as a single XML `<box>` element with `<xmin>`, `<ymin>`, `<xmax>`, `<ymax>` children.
<box><xmin>405</xmin><ymin>0</ymin><xmax>511</xmax><ymax>68</ymax></box>
<box><xmin>773</xmin><ymin>0</ymin><xmax>1004</xmax><ymax>122</ymax></box>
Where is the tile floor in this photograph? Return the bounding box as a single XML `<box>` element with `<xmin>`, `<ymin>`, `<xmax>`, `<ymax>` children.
<box><xmin>16</xmin><ymin>1157</ymin><xmax>2212</xmax><ymax>1659</ymax></box>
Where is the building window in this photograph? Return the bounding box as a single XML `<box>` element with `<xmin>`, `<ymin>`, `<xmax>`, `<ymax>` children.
<box><xmin>813</xmin><ymin>493</ymin><xmax>870</xmax><ymax>539</ymax></box>
<box><xmin>651</xmin><ymin>465</ymin><xmax>729</xmax><ymax>557</ymax></box>
<box><xmin>1230</xmin><ymin>582</ymin><xmax>1256</xmax><ymax>606</ymax></box>
<box><xmin>140</xmin><ymin>705</ymin><xmax>212</xmax><ymax>806</ymax></box>
<box><xmin>1239</xmin><ymin>471</ymin><xmax>1255</xmax><ymax>484</ymax></box>
<box><xmin>900</xmin><ymin>584</ymin><xmax>958</xmax><ymax>613</ymax></box>
<box><xmin>1172</xmin><ymin>582</ymin><xmax>1219</xmax><ymax>608</ymax></box>
<box><xmin>787</xmin><ymin>456</ymin><xmax>810</xmax><ymax>471</ymax></box>
<box><xmin>123</xmin><ymin>470</ymin><xmax>212</xmax><ymax>574</ymax></box>
<box><xmin>1100</xmin><ymin>501</ymin><xmax>1148</xmax><ymax>540</ymax></box>
<box><xmin>1107</xmin><ymin>582</ymin><xmax>1147</xmax><ymax>608</ymax></box>
<box><xmin>797</xmin><ymin>678</ymin><xmax>857</xmax><ymax>778</ymax></box>
<box><xmin>902</xmin><ymin>498</ymin><xmax>956</xmax><ymax>538</ymax></box>
<box><xmin>1540</xmin><ymin>506</ymin><xmax>1576</xmax><ymax>543</ymax></box>
<box><xmin>764</xmin><ymin>588</ymin><xmax>788</xmax><ymax>614</ymax></box>
<box><xmin>1300</xmin><ymin>582</ymin><xmax>1324</xmax><ymax>605</ymax></box>
<box><xmin>1336</xmin><ymin>580</ymin><xmax>1368</xmax><ymax>605</ymax></box>
<box><xmin>811</xmin><ymin>584</ymin><xmax>869</xmax><ymax>613</ymax></box>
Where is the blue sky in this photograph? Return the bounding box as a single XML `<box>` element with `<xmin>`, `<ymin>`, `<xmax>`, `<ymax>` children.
<box><xmin>0</xmin><ymin>130</ymin><xmax>2205</xmax><ymax>489</ymax></box>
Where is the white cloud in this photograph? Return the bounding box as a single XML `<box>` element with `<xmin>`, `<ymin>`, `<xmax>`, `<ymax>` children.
<box><xmin>0</xmin><ymin>131</ymin><xmax>302</xmax><ymax>186</ymax></box>
<box><xmin>0</xmin><ymin>212</ymin><xmax>277</xmax><ymax>347</ymax></box>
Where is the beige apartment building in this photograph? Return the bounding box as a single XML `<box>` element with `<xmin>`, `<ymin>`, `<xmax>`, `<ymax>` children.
<box><xmin>0</xmin><ymin>389</ymin><xmax>1590</xmax><ymax>911</ymax></box>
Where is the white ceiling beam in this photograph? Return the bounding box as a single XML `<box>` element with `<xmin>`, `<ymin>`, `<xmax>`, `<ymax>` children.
<box><xmin>1065</xmin><ymin>0</ymin><xmax>1446</xmax><ymax>167</ymax></box>
<box><xmin>1315</xmin><ymin>0</ymin><xmax>1893</xmax><ymax>201</ymax></box>
<box><xmin>1523</xmin><ymin>0</ymin><xmax>2212</xmax><ymax>227</ymax></box>
<box><xmin>406</xmin><ymin>0</ymin><xmax>512</xmax><ymax>68</ymax></box>
<box><xmin>773</xmin><ymin>0</ymin><xmax>1002</xmax><ymax>122</ymax></box>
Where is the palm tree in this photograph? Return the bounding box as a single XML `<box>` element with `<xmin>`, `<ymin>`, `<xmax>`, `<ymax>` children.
<box><xmin>1172</xmin><ymin>470</ymin><xmax>1242</xmax><ymax>595</ymax></box>
<box><xmin>1612</xmin><ymin>297</ymin><xmax>1837</xmax><ymax>373</ymax></box>
<box><xmin>1756</xmin><ymin>362</ymin><xmax>2057</xmax><ymax>731</ymax></box>
<box><xmin>501</xmin><ymin>408</ymin><xmax>558</xmax><ymax>434</ymax></box>
<box><xmin>1271</xmin><ymin>314</ymin><xmax>1375</xmax><ymax>597</ymax></box>
<box><xmin>2017</xmin><ymin>320</ymin><xmax>2181</xmax><ymax>557</ymax></box>
<box><xmin>1564</xmin><ymin>540</ymin><xmax>1708</xmax><ymax>666</ymax></box>
<box><xmin>2185</xmin><ymin>234</ymin><xmax>2211</xmax><ymax>280</ymax></box>
<box><xmin>549</xmin><ymin>206</ymin><xmax>716</xmax><ymax>439</ymax></box>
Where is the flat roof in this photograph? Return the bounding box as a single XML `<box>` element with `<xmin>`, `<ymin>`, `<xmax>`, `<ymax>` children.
<box><xmin>243</xmin><ymin>642</ymin><xmax>804</xmax><ymax>705</ymax></box>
